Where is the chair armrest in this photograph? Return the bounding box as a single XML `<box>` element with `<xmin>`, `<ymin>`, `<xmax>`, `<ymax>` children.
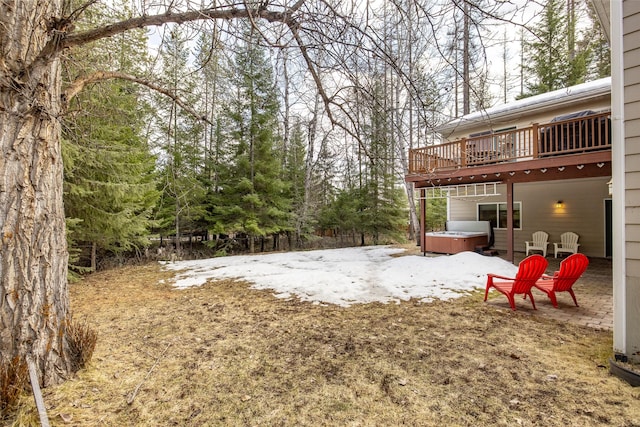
<box><xmin>487</xmin><ymin>273</ymin><xmax>514</xmax><ymax>281</ymax></box>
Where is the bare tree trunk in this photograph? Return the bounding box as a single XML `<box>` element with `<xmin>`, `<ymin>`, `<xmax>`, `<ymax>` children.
<box><xmin>463</xmin><ymin>0</ymin><xmax>471</xmax><ymax>115</ymax></box>
<box><xmin>299</xmin><ymin>92</ymin><xmax>322</xmax><ymax>246</ymax></box>
<box><xmin>91</xmin><ymin>242</ymin><xmax>97</xmax><ymax>272</ymax></box>
<box><xmin>0</xmin><ymin>0</ymin><xmax>71</xmax><ymax>386</ymax></box>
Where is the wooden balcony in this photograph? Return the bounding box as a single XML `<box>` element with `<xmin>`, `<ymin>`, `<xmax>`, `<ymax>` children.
<box><xmin>408</xmin><ymin>111</ymin><xmax>611</xmax><ymax>175</ymax></box>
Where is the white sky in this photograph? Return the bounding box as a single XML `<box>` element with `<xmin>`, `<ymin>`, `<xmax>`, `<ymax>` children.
<box><xmin>161</xmin><ymin>246</ymin><xmax>520</xmax><ymax>307</ymax></box>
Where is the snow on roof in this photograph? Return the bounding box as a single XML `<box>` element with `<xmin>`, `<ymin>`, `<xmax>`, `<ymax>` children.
<box><xmin>437</xmin><ymin>77</ymin><xmax>611</xmax><ymax>136</ymax></box>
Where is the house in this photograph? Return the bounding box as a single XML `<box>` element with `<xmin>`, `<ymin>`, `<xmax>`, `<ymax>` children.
<box><xmin>406</xmin><ymin>79</ymin><xmax>612</xmax><ymax>262</ymax></box>
<box><xmin>407</xmin><ymin>0</ymin><xmax>640</xmax><ymax>367</ymax></box>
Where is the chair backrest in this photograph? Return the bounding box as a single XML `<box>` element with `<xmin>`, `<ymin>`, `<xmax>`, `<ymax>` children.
<box><xmin>560</xmin><ymin>232</ymin><xmax>579</xmax><ymax>249</ymax></box>
<box><xmin>553</xmin><ymin>253</ymin><xmax>589</xmax><ymax>291</ymax></box>
<box><xmin>532</xmin><ymin>231</ymin><xmax>548</xmax><ymax>246</ymax></box>
<box><xmin>513</xmin><ymin>254</ymin><xmax>549</xmax><ymax>293</ymax></box>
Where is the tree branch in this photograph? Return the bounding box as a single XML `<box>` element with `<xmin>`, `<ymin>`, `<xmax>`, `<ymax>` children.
<box><xmin>61</xmin><ymin>7</ymin><xmax>295</xmax><ymax>50</ymax></box>
<box><xmin>63</xmin><ymin>71</ymin><xmax>212</xmax><ymax>125</ymax></box>
<box><xmin>286</xmin><ymin>15</ymin><xmax>374</xmax><ymax>163</ymax></box>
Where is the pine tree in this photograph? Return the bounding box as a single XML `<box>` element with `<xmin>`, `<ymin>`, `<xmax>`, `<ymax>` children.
<box><xmin>209</xmin><ymin>27</ymin><xmax>290</xmax><ymax>253</ymax></box>
<box><xmin>152</xmin><ymin>27</ymin><xmax>208</xmax><ymax>253</ymax></box>
<box><xmin>284</xmin><ymin>120</ymin><xmax>314</xmax><ymax>245</ymax></box>
<box><xmin>193</xmin><ymin>27</ymin><xmax>227</xmax><ymax>199</ymax></box>
<box><xmin>522</xmin><ymin>0</ymin><xmax>569</xmax><ymax>95</ymax></box>
<box><xmin>62</xmin><ymin>1</ymin><xmax>159</xmax><ymax>270</ymax></box>
<box><xmin>584</xmin><ymin>0</ymin><xmax>611</xmax><ymax>79</ymax></box>
<box><xmin>521</xmin><ymin>0</ymin><xmax>594</xmax><ymax>97</ymax></box>
<box><xmin>358</xmin><ymin>81</ymin><xmax>407</xmax><ymax>244</ymax></box>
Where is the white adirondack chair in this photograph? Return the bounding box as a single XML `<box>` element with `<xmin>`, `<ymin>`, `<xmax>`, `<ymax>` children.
<box><xmin>525</xmin><ymin>231</ymin><xmax>549</xmax><ymax>257</ymax></box>
<box><xmin>554</xmin><ymin>232</ymin><xmax>580</xmax><ymax>258</ymax></box>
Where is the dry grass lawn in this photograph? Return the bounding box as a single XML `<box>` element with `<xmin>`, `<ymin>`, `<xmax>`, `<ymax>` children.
<box><xmin>6</xmin><ymin>248</ymin><xmax>640</xmax><ymax>426</ymax></box>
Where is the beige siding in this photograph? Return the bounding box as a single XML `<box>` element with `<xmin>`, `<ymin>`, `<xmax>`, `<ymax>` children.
<box><xmin>620</xmin><ymin>2</ymin><xmax>640</xmax><ymax>359</ymax></box>
<box><xmin>624</xmin><ymin>82</ymin><xmax>640</xmax><ymax>101</ymax></box>
<box><xmin>448</xmin><ymin>177</ymin><xmax>610</xmax><ymax>257</ymax></box>
<box><xmin>626</xmin><ymin>136</ymin><xmax>640</xmax><ymax>154</ymax></box>
<box><xmin>625</xmin><ymin>2</ymin><xmax>640</xmax><ymax>276</ymax></box>
<box><xmin>627</xmin><ymin>170</ymin><xmax>640</xmax><ymax>189</ymax></box>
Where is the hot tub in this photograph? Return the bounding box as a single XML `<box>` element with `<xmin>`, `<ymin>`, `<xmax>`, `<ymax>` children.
<box><xmin>424</xmin><ymin>221</ymin><xmax>492</xmax><ymax>254</ymax></box>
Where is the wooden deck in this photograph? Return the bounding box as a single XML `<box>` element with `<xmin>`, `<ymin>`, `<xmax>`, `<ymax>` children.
<box><xmin>408</xmin><ymin>111</ymin><xmax>611</xmax><ymax>175</ymax></box>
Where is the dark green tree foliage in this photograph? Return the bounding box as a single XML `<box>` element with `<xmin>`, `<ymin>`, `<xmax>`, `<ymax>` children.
<box><xmin>321</xmin><ymin>81</ymin><xmax>407</xmax><ymax>244</ymax></box>
<box><xmin>521</xmin><ymin>0</ymin><xmax>600</xmax><ymax>97</ymax></box>
<box><xmin>62</xmin><ymin>1</ymin><xmax>159</xmax><ymax>270</ymax></box>
<box><xmin>315</xmin><ymin>141</ymin><xmax>340</xmax><ymax>236</ymax></box>
<box><xmin>153</xmin><ymin>28</ymin><xmax>208</xmax><ymax>249</ymax></box>
<box><xmin>522</xmin><ymin>0</ymin><xmax>570</xmax><ymax>95</ymax></box>
<box><xmin>425</xmin><ymin>193</ymin><xmax>447</xmax><ymax>231</ymax></box>
<box><xmin>209</xmin><ymin>28</ymin><xmax>290</xmax><ymax>252</ymax></box>
<box><xmin>357</xmin><ymin>81</ymin><xmax>407</xmax><ymax>244</ymax></box>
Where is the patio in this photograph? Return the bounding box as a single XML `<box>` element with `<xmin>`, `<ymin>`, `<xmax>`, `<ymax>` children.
<box><xmin>486</xmin><ymin>253</ymin><xmax>613</xmax><ymax>330</ymax></box>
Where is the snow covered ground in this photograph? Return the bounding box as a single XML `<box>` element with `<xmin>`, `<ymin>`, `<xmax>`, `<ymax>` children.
<box><xmin>161</xmin><ymin>246</ymin><xmax>520</xmax><ymax>307</ymax></box>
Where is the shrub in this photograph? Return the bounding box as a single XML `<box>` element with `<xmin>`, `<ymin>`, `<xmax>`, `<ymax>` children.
<box><xmin>66</xmin><ymin>316</ymin><xmax>98</xmax><ymax>373</ymax></box>
<box><xmin>0</xmin><ymin>357</ymin><xmax>28</xmax><ymax>416</ymax></box>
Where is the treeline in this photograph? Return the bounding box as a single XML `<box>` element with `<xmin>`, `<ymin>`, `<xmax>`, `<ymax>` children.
<box><xmin>61</xmin><ymin>2</ymin><xmax>418</xmax><ymax>271</ymax></box>
<box><xmin>60</xmin><ymin>0</ymin><xmax>608</xmax><ymax>271</ymax></box>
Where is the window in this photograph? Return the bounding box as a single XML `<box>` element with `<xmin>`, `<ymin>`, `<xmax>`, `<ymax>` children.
<box><xmin>478</xmin><ymin>202</ymin><xmax>521</xmax><ymax>229</ymax></box>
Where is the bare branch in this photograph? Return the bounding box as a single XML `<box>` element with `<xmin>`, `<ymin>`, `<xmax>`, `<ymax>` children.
<box><xmin>63</xmin><ymin>71</ymin><xmax>212</xmax><ymax>125</ymax></box>
<box><xmin>61</xmin><ymin>6</ymin><xmax>295</xmax><ymax>50</ymax></box>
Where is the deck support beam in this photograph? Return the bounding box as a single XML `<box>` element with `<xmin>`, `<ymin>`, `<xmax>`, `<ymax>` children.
<box><xmin>506</xmin><ymin>181</ymin><xmax>514</xmax><ymax>263</ymax></box>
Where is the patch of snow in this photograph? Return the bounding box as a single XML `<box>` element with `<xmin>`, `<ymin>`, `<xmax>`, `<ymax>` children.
<box><xmin>161</xmin><ymin>246</ymin><xmax>520</xmax><ymax>307</ymax></box>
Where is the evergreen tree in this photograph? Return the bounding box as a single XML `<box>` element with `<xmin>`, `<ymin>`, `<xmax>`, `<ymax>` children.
<box><xmin>321</xmin><ymin>80</ymin><xmax>407</xmax><ymax>245</ymax></box>
<box><xmin>152</xmin><ymin>27</ymin><xmax>208</xmax><ymax>252</ymax></box>
<box><xmin>284</xmin><ymin>120</ymin><xmax>315</xmax><ymax>244</ymax></box>
<box><xmin>521</xmin><ymin>0</ymin><xmax>594</xmax><ymax>97</ymax></box>
<box><xmin>209</xmin><ymin>27</ymin><xmax>291</xmax><ymax>253</ymax></box>
<box><xmin>62</xmin><ymin>1</ymin><xmax>159</xmax><ymax>270</ymax></box>
<box><xmin>584</xmin><ymin>0</ymin><xmax>611</xmax><ymax>79</ymax></box>
<box><xmin>358</xmin><ymin>81</ymin><xmax>407</xmax><ymax>244</ymax></box>
<box><xmin>522</xmin><ymin>0</ymin><xmax>569</xmax><ymax>95</ymax></box>
<box><xmin>193</xmin><ymin>27</ymin><xmax>227</xmax><ymax>200</ymax></box>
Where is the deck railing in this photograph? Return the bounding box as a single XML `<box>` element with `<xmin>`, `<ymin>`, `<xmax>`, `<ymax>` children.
<box><xmin>408</xmin><ymin>111</ymin><xmax>611</xmax><ymax>174</ymax></box>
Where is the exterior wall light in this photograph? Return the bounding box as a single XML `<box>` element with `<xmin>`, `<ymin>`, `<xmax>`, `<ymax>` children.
<box><xmin>555</xmin><ymin>200</ymin><xmax>564</xmax><ymax>208</ymax></box>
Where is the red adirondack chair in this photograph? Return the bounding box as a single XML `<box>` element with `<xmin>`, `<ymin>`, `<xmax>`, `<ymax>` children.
<box><xmin>484</xmin><ymin>254</ymin><xmax>549</xmax><ymax>310</ymax></box>
<box><xmin>533</xmin><ymin>253</ymin><xmax>589</xmax><ymax>308</ymax></box>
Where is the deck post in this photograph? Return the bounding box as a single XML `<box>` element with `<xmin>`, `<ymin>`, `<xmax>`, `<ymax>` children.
<box><xmin>420</xmin><ymin>188</ymin><xmax>426</xmax><ymax>254</ymax></box>
<box><xmin>506</xmin><ymin>181</ymin><xmax>514</xmax><ymax>263</ymax></box>
<box><xmin>460</xmin><ymin>138</ymin><xmax>467</xmax><ymax>168</ymax></box>
<box><xmin>532</xmin><ymin>123</ymin><xmax>539</xmax><ymax>158</ymax></box>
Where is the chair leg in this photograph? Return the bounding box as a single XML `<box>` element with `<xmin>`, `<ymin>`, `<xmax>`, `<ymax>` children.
<box><xmin>526</xmin><ymin>292</ymin><xmax>537</xmax><ymax>310</ymax></box>
<box><xmin>568</xmin><ymin>289</ymin><xmax>579</xmax><ymax>307</ymax></box>
<box><xmin>484</xmin><ymin>283</ymin><xmax>492</xmax><ymax>302</ymax></box>
<box><xmin>548</xmin><ymin>291</ymin><xmax>558</xmax><ymax>308</ymax></box>
<box><xmin>506</xmin><ymin>294</ymin><xmax>516</xmax><ymax>311</ymax></box>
